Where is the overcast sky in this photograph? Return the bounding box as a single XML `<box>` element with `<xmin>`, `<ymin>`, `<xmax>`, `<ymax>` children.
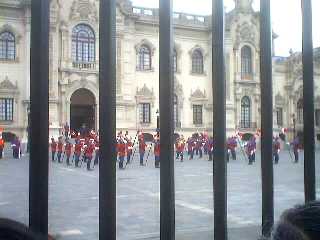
<box><xmin>131</xmin><ymin>0</ymin><xmax>320</xmax><ymax>57</ymax></box>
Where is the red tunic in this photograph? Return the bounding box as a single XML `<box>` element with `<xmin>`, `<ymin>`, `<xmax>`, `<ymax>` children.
<box><xmin>126</xmin><ymin>142</ymin><xmax>133</xmax><ymax>155</ymax></box>
<box><xmin>139</xmin><ymin>141</ymin><xmax>146</xmax><ymax>152</ymax></box>
<box><xmin>65</xmin><ymin>143</ymin><xmax>72</xmax><ymax>156</ymax></box>
<box><xmin>118</xmin><ymin>143</ymin><xmax>126</xmax><ymax>157</ymax></box>
<box><xmin>57</xmin><ymin>142</ymin><xmax>63</xmax><ymax>152</ymax></box>
<box><xmin>74</xmin><ymin>143</ymin><xmax>82</xmax><ymax>156</ymax></box>
<box><xmin>50</xmin><ymin>141</ymin><xmax>57</xmax><ymax>152</ymax></box>
<box><xmin>85</xmin><ymin>143</ymin><xmax>95</xmax><ymax>158</ymax></box>
<box><xmin>154</xmin><ymin>143</ymin><xmax>160</xmax><ymax>157</ymax></box>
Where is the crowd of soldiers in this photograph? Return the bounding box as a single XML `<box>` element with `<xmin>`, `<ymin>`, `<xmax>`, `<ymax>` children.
<box><xmin>48</xmin><ymin>122</ymin><xmax>303</xmax><ymax>171</ymax></box>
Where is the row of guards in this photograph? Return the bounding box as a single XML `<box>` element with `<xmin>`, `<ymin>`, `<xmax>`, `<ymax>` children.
<box><xmin>49</xmin><ymin>127</ymin><xmax>303</xmax><ymax>171</ymax></box>
<box><xmin>0</xmin><ymin>127</ymin><xmax>22</xmax><ymax>160</ymax></box>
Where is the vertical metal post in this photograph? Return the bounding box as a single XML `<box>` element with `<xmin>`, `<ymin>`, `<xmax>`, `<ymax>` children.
<box><xmin>159</xmin><ymin>0</ymin><xmax>175</xmax><ymax>239</ymax></box>
<box><xmin>301</xmin><ymin>0</ymin><xmax>315</xmax><ymax>203</ymax></box>
<box><xmin>29</xmin><ymin>0</ymin><xmax>49</xmax><ymax>235</ymax></box>
<box><xmin>260</xmin><ymin>0</ymin><xmax>274</xmax><ymax>237</ymax></box>
<box><xmin>212</xmin><ymin>0</ymin><xmax>227</xmax><ymax>239</ymax></box>
<box><xmin>99</xmin><ymin>0</ymin><xmax>117</xmax><ymax>239</ymax></box>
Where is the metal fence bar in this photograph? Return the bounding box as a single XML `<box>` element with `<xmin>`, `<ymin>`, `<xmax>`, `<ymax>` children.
<box><xmin>260</xmin><ymin>0</ymin><xmax>274</xmax><ymax>237</ymax></box>
<box><xmin>99</xmin><ymin>0</ymin><xmax>117</xmax><ymax>239</ymax></box>
<box><xmin>159</xmin><ymin>0</ymin><xmax>175</xmax><ymax>239</ymax></box>
<box><xmin>301</xmin><ymin>0</ymin><xmax>316</xmax><ymax>203</ymax></box>
<box><xmin>29</xmin><ymin>0</ymin><xmax>49</xmax><ymax>236</ymax></box>
<box><xmin>212</xmin><ymin>0</ymin><xmax>227</xmax><ymax>239</ymax></box>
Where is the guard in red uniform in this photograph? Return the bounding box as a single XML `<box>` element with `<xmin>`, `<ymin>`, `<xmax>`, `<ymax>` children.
<box><xmin>139</xmin><ymin>137</ymin><xmax>147</xmax><ymax>166</ymax></box>
<box><xmin>57</xmin><ymin>137</ymin><xmax>63</xmax><ymax>163</ymax></box>
<box><xmin>94</xmin><ymin>138</ymin><xmax>99</xmax><ymax>166</ymax></box>
<box><xmin>187</xmin><ymin>137</ymin><xmax>195</xmax><ymax>160</ymax></box>
<box><xmin>177</xmin><ymin>138</ymin><xmax>185</xmax><ymax>162</ymax></box>
<box><xmin>126</xmin><ymin>138</ymin><xmax>133</xmax><ymax>164</ymax></box>
<box><xmin>65</xmin><ymin>140</ymin><xmax>72</xmax><ymax>166</ymax></box>
<box><xmin>0</xmin><ymin>136</ymin><xmax>5</xmax><ymax>159</ymax></box>
<box><xmin>50</xmin><ymin>138</ymin><xmax>57</xmax><ymax>162</ymax></box>
<box><xmin>74</xmin><ymin>139</ymin><xmax>82</xmax><ymax>167</ymax></box>
<box><xmin>118</xmin><ymin>139</ymin><xmax>126</xmax><ymax>169</ymax></box>
<box><xmin>85</xmin><ymin>140</ymin><xmax>95</xmax><ymax>170</ymax></box>
<box><xmin>154</xmin><ymin>135</ymin><xmax>160</xmax><ymax>168</ymax></box>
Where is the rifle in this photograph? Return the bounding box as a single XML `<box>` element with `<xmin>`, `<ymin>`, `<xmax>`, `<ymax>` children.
<box><xmin>130</xmin><ymin>131</ymin><xmax>140</xmax><ymax>160</ymax></box>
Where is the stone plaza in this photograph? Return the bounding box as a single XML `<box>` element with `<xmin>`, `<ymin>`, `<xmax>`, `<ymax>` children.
<box><xmin>0</xmin><ymin>145</ymin><xmax>319</xmax><ymax>240</ymax></box>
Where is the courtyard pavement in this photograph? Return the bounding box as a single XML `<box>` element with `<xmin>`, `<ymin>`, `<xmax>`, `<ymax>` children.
<box><xmin>0</xmin><ymin>146</ymin><xmax>319</xmax><ymax>240</ymax></box>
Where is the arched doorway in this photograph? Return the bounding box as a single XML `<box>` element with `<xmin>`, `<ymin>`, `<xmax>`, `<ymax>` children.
<box><xmin>70</xmin><ymin>88</ymin><xmax>96</xmax><ymax>132</ymax></box>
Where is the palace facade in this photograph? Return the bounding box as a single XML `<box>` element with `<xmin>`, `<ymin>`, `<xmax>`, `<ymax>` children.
<box><xmin>0</xmin><ymin>0</ymin><xmax>319</xmax><ymax>142</ymax></box>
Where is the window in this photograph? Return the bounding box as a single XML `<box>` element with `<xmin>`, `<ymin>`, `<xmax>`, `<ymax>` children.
<box><xmin>72</xmin><ymin>24</ymin><xmax>95</xmax><ymax>63</ymax></box>
<box><xmin>297</xmin><ymin>99</ymin><xmax>303</xmax><ymax>124</ymax></box>
<box><xmin>241</xmin><ymin>96</ymin><xmax>251</xmax><ymax>128</ymax></box>
<box><xmin>241</xmin><ymin>45</ymin><xmax>252</xmax><ymax>79</ymax></box>
<box><xmin>137</xmin><ymin>45</ymin><xmax>151</xmax><ymax>70</ymax></box>
<box><xmin>276</xmin><ymin>107</ymin><xmax>283</xmax><ymax>126</ymax></box>
<box><xmin>174</xmin><ymin>94</ymin><xmax>179</xmax><ymax>127</ymax></box>
<box><xmin>191</xmin><ymin>49</ymin><xmax>204</xmax><ymax>74</ymax></box>
<box><xmin>0</xmin><ymin>31</ymin><xmax>16</xmax><ymax>60</ymax></box>
<box><xmin>193</xmin><ymin>105</ymin><xmax>203</xmax><ymax>125</ymax></box>
<box><xmin>139</xmin><ymin>103</ymin><xmax>151</xmax><ymax>123</ymax></box>
<box><xmin>0</xmin><ymin>98</ymin><xmax>13</xmax><ymax>121</ymax></box>
<box><xmin>173</xmin><ymin>49</ymin><xmax>177</xmax><ymax>73</ymax></box>
<box><xmin>315</xmin><ymin>109</ymin><xmax>320</xmax><ymax>127</ymax></box>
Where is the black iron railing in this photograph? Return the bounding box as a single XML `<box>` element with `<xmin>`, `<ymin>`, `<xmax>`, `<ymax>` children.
<box><xmin>26</xmin><ymin>0</ymin><xmax>316</xmax><ymax>240</ymax></box>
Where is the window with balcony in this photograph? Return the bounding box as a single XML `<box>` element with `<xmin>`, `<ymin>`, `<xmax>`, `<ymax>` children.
<box><xmin>139</xmin><ymin>103</ymin><xmax>151</xmax><ymax>123</ymax></box>
<box><xmin>0</xmin><ymin>31</ymin><xmax>16</xmax><ymax>61</ymax></box>
<box><xmin>193</xmin><ymin>104</ymin><xmax>203</xmax><ymax>125</ymax></box>
<box><xmin>241</xmin><ymin>96</ymin><xmax>251</xmax><ymax>128</ymax></box>
<box><xmin>191</xmin><ymin>49</ymin><xmax>204</xmax><ymax>74</ymax></box>
<box><xmin>71</xmin><ymin>24</ymin><xmax>95</xmax><ymax>64</ymax></box>
<box><xmin>241</xmin><ymin>45</ymin><xmax>252</xmax><ymax>79</ymax></box>
<box><xmin>0</xmin><ymin>98</ymin><xmax>13</xmax><ymax>121</ymax></box>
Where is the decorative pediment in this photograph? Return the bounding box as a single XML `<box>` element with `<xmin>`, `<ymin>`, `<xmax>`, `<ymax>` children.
<box><xmin>0</xmin><ymin>24</ymin><xmax>22</xmax><ymax>44</ymax></box>
<box><xmin>234</xmin><ymin>22</ymin><xmax>256</xmax><ymax>50</ymax></box>
<box><xmin>136</xmin><ymin>84</ymin><xmax>154</xmax><ymax>97</ymax></box>
<box><xmin>275</xmin><ymin>93</ymin><xmax>285</xmax><ymax>106</ymax></box>
<box><xmin>0</xmin><ymin>76</ymin><xmax>17</xmax><ymax>90</ymax></box>
<box><xmin>135</xmin><ymin>39</ymin><xmax>156</xmax><ymax>55</ymax></box>
<box><xmin>189</xmin><ymin>45</ymin><xmax>206</xmax><ymax>57</ymax></box>
<box><xmin>190</xmin><ymin>88</ymin><xmax>206</xmax><ymax>99</ymax></box>
<box><xmin>69</xmin><ymin>0</ymin><xmax>98</xmax><ymax>23</ymax></box>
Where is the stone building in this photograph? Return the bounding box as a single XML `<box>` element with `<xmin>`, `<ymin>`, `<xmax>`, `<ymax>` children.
<box><xmin>0</xmin><ymin>0</ymin><xmax>319</xmax><ymax>142</ymax></box>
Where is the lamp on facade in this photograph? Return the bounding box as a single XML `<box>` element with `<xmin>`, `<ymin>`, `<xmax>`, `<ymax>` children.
<box><xmin>156</xmin><ymin>109</ymin><xmax>160</xmax><ymax>131</ymax></box>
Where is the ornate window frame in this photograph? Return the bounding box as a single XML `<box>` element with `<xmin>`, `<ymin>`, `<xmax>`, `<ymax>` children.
<box><xmin>0</xmin><ymin>24</ymin><xmax>21</xmax><ymax>63</ymax></box>
<box><xmin>135</xmin><ymin>39</ymin><xmax>156</xmax><ymax>72</ymax></box>
<box><xmin>189</xmin><ymin>45</ymin><xmax>207</xmax><ymax>76</ymax></box>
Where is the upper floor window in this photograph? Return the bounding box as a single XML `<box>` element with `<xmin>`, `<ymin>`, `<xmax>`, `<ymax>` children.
<box><xmin>0</xmin><ymin>31</ymin><xmax>15</xmax><ymax>61</ymax></box>
<box><xmin>139</xmin><ymin>103</ymin><xmax>151</xmax><ymax>123</ymax></box>
<box><xmin>173</xmin><ymin>49</ymin><xmax>177</xmax><ymax>73</ymax></box>
<box><xmin>193</xmin><ymin>104</ymin><xmax>203</xmax><ymax>125</ymax></box>
<box><xmin>0</xmin><ymin>98</ymin><xmax>13</xmax><ymax>121</ymax></box>
<box><xmin>241</xmin><ymin>45</ymin><xmax>252</xmax><ymax>79</ymax></box>
<box><xmin>137</xmin><ymin>45</ymin><xmax>151</xmax><ymax>71</ymax></box>
<box><xmin>276</xmin><ymin>107</ymin><xmax>283</xmax><ymax>126</ymax></box>
<box><xmin>297</xmin><ymin>99</ymin><xmax>303</xmax><ymax>124</ymax></box>
<box><xmin>72</xmin><ymin>24</ymin><xmax>95</xmax><ymax>63</ymax></box>
<box><xmin>241</xmin><ymin>96</ymin><xmax>251</xmax><ymax>128</ymax></box>
<box><xmin>191</xmin><ymin>49</ymin><xmax>204</xmax><ymax>74</ymax></box>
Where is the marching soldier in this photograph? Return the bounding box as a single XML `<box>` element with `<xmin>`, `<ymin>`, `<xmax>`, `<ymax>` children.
<box><xmin>57</xmin><ymin>137</ymin><xmax>63</xmax><ymax>163</ymax></box>
<box><xmin>208</xmin><ymin>137</ymin><xmax>214</xmax><ymax>162</ymax></box>
<box><xmin>126</xmin><ymin>137</ymin><xmax>133</xmax><ymax>164</ymax></box>
<box><xmin>138</xmin><ymin>136</ymin><xmax>146</xmax><ymax>166</ymax></box>
<box><xmin>50</xmin><ymin>138</ymin><xmax>57</xmax><ymax>162</ymax></box>
<box><xmin>0</xmin><ymin>135</ymin><xmax>4</xmax><ymax>159</ymax></box>
<box><xmin>65</xmin><ymin>140</ymin><xmax>72</xmax><ymax>166</ymax></box>
<box><xmin>187</xmin><ymin>137</ymin><xmax>195</xmax><ymax>160</ymax></box>
<box><xmin>74</xmin><ymin>139</ymin><xmax>82</xmax><ymax>167</ymax></box>
<box><xmin>11</xmin><ymin>136</ymin><xmax>21</xmax><ymax>159</ymax></box>
<box><xmin>176</xmin><ymin>138</ymin><xmax>185</xmax><ymax>162</ymax></box>
<box><xmin>85</xmin><ymin>139</ymin><xmax>95</xmax><ymax>170</ymax></box>
<box><xmin>246</xmin><ymin>136</ymin><xmax>256</xmax><ymax>165</ymax></box>
<box><xmin>64</xmin><ymin>122</ymin><xmax>70</xmax><ymax>139</ymax></box>
<box><xmin>154</xmin><ymin>134</ymin><xmax>160</xmax><ymax>168</ymax></box>
<box><xmin>117</xmin><ymin>139</ymin><xmax>126</xmax><ymax>169</ymax></box>
<box><xmin>195</xmin><ymin>138</ymin><xmax>203</xmax><ymax>158</ymax></box>
<box><xmin>291</xmin><ymin>136</ymin><xmax>300</xmax><ymax>163</ymax></box>
<box><xmin>227</xmin><ymin>137</ymin><xmax>237</xmax><ymax>162</ymax></box>
<box><xmin>94</xmin><ymin>137</ymin><xmax>99</xmax><ymax>166</ymax></box>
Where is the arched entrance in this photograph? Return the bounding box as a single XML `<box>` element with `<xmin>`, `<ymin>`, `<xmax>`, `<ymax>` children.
<box><xmin>70</xmin><ymin>88</ymin><xmax>96</xmax><ymax>132</ymax></box>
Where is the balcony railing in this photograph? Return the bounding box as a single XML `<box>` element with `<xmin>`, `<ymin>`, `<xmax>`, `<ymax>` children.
<box><xmin>237</xmin><ymin>121</ymin><xmax>257</xmax><ymax>130</ymax></box>
<box><xmin>72</xmin><ymin>61</ymin><xmax>96</xmax><ymax>70</ymax></box>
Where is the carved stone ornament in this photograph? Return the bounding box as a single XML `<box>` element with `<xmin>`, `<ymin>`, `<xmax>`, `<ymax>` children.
<box><xmin>234</xmin><ymin>22</ymin><xmax>256</xmax><ymax>49</ymax></box>
<box><xmin>136</xmin><ymin>84</ymin><xmax>154</xmax><ymax>97</ymax></box>
<box><xmin>0</xmin><ymin>76</ymin><xmax>18</xmax><ymax>90</ymax></box>
<box><xmin>190</xmin><ymin>88</ymin><xmax>206</xmax><ymax>99</ymax></box>
<box><xmin>69</xmin><ymin>0</ymin><xmax>98</xmax><ymax>23</ymax></box>
<box><xmin>135</xmin><ymin>39</ymin><xmax>156</xmax><ymax>56</ymax></box>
